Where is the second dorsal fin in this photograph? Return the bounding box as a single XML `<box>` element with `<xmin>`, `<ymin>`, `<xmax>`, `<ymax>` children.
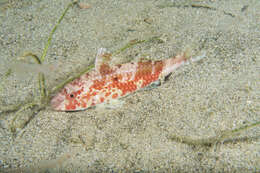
<box><xmin>95</xmin><ymin>48</ymin><xmax>112</xmax><ymax>71</ymax></box>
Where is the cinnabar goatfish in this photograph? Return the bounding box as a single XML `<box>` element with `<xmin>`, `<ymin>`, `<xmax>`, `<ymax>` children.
<box><xmin>51</xmin><ymin>48</ymin><xmax>205</xmax><ymax>111</ymax></box>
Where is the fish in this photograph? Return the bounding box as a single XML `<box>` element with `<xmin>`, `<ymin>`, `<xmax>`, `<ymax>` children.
<box><xmin>51</xmin><ymin>48</ymin><xmax>205</xmax><ymax>111</ymax></box>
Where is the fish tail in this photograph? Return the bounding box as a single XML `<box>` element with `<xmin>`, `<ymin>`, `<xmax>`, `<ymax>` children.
<box><xmin>161</xmin><ymin>50</ymin><xmax>206</xmax><ymax>77</ymax></box>
<box><xmin>177</xmin><ymin>48</ymin><xmax>207</xmax><ymax>64</ymax></box>
<box><xmin>175</xmin><ymin>48</ymin><xmax>207</xmax><ymax>64</ymax></box>
<box><xmin>190</xmin><ymin>51</ymin><xmax>207</xmax><ymax>63</ymax></box>
<box><xmin>181</xmin><ymin>47</ymin><xmax>207</xmax><ymax>63</ymax></box>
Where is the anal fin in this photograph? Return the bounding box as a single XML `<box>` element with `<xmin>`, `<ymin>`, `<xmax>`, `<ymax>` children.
<box><xmin>95</xmin><ymin>99</ymin><xmax>125</xmax><ymax>110</ymax></box>
<box><xmin>142</xmin><ymin>80</ymin><xmax>161</xmax><ymax>91</ymax></box>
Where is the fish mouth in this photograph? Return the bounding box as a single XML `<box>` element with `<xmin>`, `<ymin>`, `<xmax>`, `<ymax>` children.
<box><xmin>50</xmin><ymin>93</ymin><xmax>65</xmax><ymax>111</ymax></box>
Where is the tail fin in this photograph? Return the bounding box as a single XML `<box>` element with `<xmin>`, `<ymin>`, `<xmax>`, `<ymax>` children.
<box><xmin>189</xmin><ymin>51</ymin><xmax>207</xmax><ymax>64</ymax></box>
<box><xmin>182</xmin><ymin>48</ymin><xmax>207</xmax><ymax>65</ymax></box>
<box><xmin>161</xmin><ymin>50</ymin><xmax>206</xmax><ymax>77</ymax></box>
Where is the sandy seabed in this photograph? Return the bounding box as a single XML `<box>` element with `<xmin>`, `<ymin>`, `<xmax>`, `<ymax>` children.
<box><xmin>0</xmin><ymin>0</ymin><xmax>259</xmax><ymax>172</ymax></box>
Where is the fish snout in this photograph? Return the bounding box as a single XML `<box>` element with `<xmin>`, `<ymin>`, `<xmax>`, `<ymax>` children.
<box><xmin>51</xmin><ymin>93</ymin><xmax>66</xmax><ymax>111</ymax></box>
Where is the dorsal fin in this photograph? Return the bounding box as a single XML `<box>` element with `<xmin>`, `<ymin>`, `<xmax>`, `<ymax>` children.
<box><xmin>95</xmin><ymin>48</ymin><xmax>112</xmax><ymax>71</ymax></box>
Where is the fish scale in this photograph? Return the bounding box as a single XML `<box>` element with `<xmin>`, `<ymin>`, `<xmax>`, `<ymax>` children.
<box><xmin>51</xmin><ymin>48</ymin><xmax>204</xmax><ymax>111</ymax></box>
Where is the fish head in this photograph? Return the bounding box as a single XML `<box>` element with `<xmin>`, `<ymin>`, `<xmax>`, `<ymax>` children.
<box><xmin>50</xmin><ymin>88</ymin><xmax>67</xmax><ymax>111</ymax></box>
<box><xmin>51</xmin><ymin>83</ymin><xmax>85</xmax><ymax>111</ymax></box>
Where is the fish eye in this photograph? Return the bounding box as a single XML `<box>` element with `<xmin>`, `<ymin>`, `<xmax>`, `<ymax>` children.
<box><xmin>113</xmin><ymin>77</ymin><xmax>118</xmax><ymax>81</ymax></box>
<box><xmin>70</xmin><ymin>94</ymin><xmax>74</xmax><ymax>98</ymax></box>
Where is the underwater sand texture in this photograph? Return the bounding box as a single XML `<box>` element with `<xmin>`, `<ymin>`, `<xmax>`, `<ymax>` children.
<box><xmin>0</xmin><ymin>0</ymin><xmax>259</xmax><ymax>172</ymax></box>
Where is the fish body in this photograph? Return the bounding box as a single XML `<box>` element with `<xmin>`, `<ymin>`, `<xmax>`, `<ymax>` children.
<box><xmin>51</xmin><ymin>48</ymin><xmax>199</xmax><ymax>111</ymax></box>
